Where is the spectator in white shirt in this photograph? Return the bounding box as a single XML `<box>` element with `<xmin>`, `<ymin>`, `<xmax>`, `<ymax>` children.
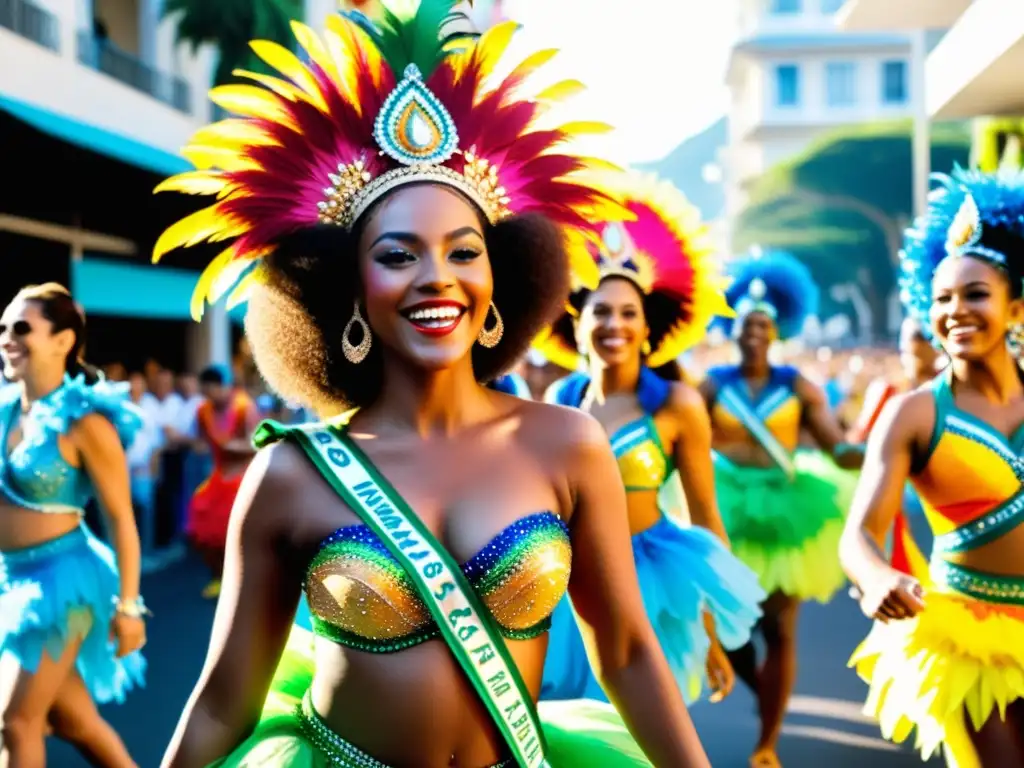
<box><xmin>174</xmin><ymin>372</ymin><xmax>204</xmax><ymax>441</ymax></box>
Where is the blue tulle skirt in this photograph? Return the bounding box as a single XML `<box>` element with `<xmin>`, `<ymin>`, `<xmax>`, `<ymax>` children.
<box><xmin>541</xmin><ymin>517</ymin><xmax>765</xmax><ymax>703</ymax></box>
<box><xmin>0</xmin><ymin>525</ymin><xmax>146</xmax><ymax>704</ymax></box>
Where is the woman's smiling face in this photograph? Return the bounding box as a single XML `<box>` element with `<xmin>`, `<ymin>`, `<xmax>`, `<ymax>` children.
<box><xmin>930</xmin><ymin>255</ymin><xmax>1024</xmax><ymax>362</ymax></box>
<box><xmin>357</xmin><ymin>184</ymin><xmax>493</xmax><ymax>372</ymax></box>
<box><xmin>578</xmin><ymin>276</ymin><xmax>648</xmax><ymax>368</ymax></box>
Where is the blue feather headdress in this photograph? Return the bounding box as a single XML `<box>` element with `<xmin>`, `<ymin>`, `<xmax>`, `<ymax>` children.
<box><xmin>717</xmin><ymin>247</ymin><xmax>819</xmax><ymax>340</ymax></box>
<box><xmin>899</xmin><ymin>167</ymin><xmax>1024</xmax><ymax>336</ymax></box>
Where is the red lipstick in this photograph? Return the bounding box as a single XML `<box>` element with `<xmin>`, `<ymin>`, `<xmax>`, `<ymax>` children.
<box><xmin>401</xmin><ymin>300</ymin><xmax>467</xmax><ymax>337</ymax></box>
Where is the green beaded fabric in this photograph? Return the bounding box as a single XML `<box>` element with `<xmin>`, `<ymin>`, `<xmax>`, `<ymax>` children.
<box><xmin>304</xmin><ymin>512</ymin><xmax>573</xmax><ymax>653</ymax></box>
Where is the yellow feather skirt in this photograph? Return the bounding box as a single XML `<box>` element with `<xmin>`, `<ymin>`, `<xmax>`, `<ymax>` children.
<box><xmin>849</xmin><ymin>590</ymin><xmax>1024</xmax><ymax>767</ymax></box>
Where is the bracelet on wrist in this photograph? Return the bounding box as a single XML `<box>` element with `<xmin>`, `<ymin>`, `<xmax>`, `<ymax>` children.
<box><xmin>112</xmin><ymin>596</ymin><xmax>152</xmax><ymax>619</ymax></box>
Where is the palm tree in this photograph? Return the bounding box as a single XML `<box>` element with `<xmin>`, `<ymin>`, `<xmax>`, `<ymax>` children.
<box><xmin>163</xmin><ymin>0</ymin><xmax>304</xmax><ymax>89</ymax></box>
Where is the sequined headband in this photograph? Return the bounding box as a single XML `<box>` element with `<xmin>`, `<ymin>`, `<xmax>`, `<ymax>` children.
<box><xmin>595</xmin><ymin>222</ymin><xmax>654</xmax><ymax>293</ymax></box>
<box><xmin>316</xmin><ymin>65</ymin><xmax>511</xmax><ymax>229</ymax></box>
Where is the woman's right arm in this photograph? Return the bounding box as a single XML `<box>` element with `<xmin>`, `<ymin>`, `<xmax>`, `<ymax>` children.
<box><xmin>161</xmin><ymin>442</ymin><xmax>304</xmax><ymax>767</ymax></box>
<box><xmin>839</xmin><ymin>393</ymin><xmax>928</xmax><ymax>621</ymax></box>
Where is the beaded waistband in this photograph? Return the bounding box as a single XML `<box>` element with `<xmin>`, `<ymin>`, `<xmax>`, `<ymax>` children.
<box><xmin>930</xmin><ymin>558</ymin><xmax>1024</xmax><ymax>605</ymax></box>
<box><xmin>297</xmin><ymin>690</ymin><xmax>515</xmax><ymax>768</ymax></box>
<box><xmin>932</xmin><ymin>491</ymin><xmax>1024</xmax><ymax>554</ymax></box>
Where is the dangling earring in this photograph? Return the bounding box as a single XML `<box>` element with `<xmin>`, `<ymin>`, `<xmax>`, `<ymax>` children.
<box><xmin>1009</xmin><ymin>323</ymin><xmax>1024</xmax><ymax>353</ymax></box>
<box><xmin>342</xmin><ymin>300</ymin><xmax>372</xmax><ymax>364</ymax></box>
<box><xmin>477</xmin><ymin>301</ymin><xmax>504</xmax><ymax>348</ymax></box>
<box><xmin>641</xmin><ymin>339</ymin><xmax>652</xmax><ymax>356</ymax></box>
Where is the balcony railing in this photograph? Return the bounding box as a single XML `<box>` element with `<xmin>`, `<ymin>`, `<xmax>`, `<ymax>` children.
<box><xmin>77</xmin><ymin>31</ymin><xmax>191</xmax><ymax>114</ymax></box>
<box><xmin>0</xmin><ymin>0</ymin><xmax>60</xmax><ymax>52</ymax></box>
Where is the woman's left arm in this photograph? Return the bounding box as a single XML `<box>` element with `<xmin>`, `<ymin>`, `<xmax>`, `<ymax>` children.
<box><xmin>794</xmin><ymin>374</ymin><xmax>864</xmax><ymax>470</ymax></box>
<box><xmin>563</xmin><ymin>411</ymin><xmax>710</xmax><ymax>767</ymax></box>
<box><xmin>667</xmin><ymin>382</ymin><xmax>729</xmax><ymax>543</ymax></box>
<box><xmin>71</xmin><ymin>413</ymin><xmax>145</xmax><ymax>656</ymax></box>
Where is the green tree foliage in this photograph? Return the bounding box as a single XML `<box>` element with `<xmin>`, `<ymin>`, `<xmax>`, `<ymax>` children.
<box><xmin>734</xmin><ymin>120</ymin><xmax>970</xmax><ymax>334</ymax></box>
<box><xmin>163</xmin><ymin>0</ymin><xmax>304</xmax><ymax>89</ymax></box>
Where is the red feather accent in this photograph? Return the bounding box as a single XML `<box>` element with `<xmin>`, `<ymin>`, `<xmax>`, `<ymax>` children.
<box><xmin>890</xmin><ymin>511</ymin><xmax>912</xmax><ymax>575</ymax></box>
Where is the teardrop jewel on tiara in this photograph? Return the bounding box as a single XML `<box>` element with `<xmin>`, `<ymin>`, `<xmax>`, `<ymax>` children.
<box><xmin>374</xmin><ymin>64</ymin><xmax>458</xmax><ymax>167</ymax></box>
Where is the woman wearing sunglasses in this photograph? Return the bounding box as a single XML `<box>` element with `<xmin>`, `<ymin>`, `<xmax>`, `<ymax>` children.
<box><xmin>0</xmin><ymin>283</ymin><xmax>147</xmax><ymax>767</ymax></box>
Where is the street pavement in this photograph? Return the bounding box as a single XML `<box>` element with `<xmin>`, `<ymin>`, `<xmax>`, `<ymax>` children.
<box><xmin>47</xmin><ymin>553</ymin><xmax>940</xmax><ymax>767</ymax></box>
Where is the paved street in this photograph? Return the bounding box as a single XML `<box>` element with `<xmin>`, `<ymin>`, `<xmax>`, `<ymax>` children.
<box><xmin>48</xmin><ymin>553</ymin><xmax>939</xmax><ymax>767</ymax></box>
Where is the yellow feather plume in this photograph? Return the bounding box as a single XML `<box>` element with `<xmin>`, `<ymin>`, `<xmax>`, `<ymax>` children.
<box><xmin>231</xmin><ymin>69</ymin><xmax>314</xmax><ymax>105</ymax></box>
<box><xmin>249</xmin><ymin>40</ymin><xmax>329</xmax><ymax>112</ymax></box>
<box><xmin>505</xmin><ymin>48</ymin><xmax>559</xmax><ymax>90</ymax></box>
<box><xmin>209</xmin><ymin>85</ymin><xmax>292</xmax><ymax>124</ymax></box>
<box><xmin>535</xmin><ymin>80</ymin><xmax>586</xmax><ymax>103</ymax></box>
<box><xmin>325</xmin><ymin>14</ymin><xmax>383</xmax><ymax>91</ymax></box>
<box><xmin>291</xmin><ymin>20</ymin><xmax>343</xmax><ymax>90</ymax></box>
<box><xmin>180</xmin><ymin>145</ymin><xmax>262</xmax><ymax>172</ymax></box>
<box><xmin>189</xmin><ymin>248</ymin><xmax>237</xmax><ymax>320</ymax></box>
<box><xmin>152</xmin><ymin>205</ymin><xmax>247</xmax><ymax>264</ymax></box>
<box><xmin>153</xmin><ymin>170</ymin><xmax>231</xmax><ymax>197</ymax></box>
<box><xmin>189</xmin><ymin>121</ymin><xmax>278</xmax><ymax>156</ymax></box>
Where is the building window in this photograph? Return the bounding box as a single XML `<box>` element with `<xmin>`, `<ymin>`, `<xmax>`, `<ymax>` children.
<box><xmin>882</xmin><ymin>60</ymin><xmax>908</xmax><ymax>104</ymax></box>
<box><xmin>775</xmin><ymin>64</ymin><xmax>800</xmax><ymax>107</ymax></box>
<box><xmin>820</xmin><ymin>0</ymin><xmax>845</xmax><ymax>12</ymax></box>
<box><xmin>826</xmin><ymin>61</ymin><xmax>857</xmax><ymax>106</ymax></box>
<box><xmin>769</xmin><ymin>0</ymin><xmax>802</xmax><ymax>13</ymax></box>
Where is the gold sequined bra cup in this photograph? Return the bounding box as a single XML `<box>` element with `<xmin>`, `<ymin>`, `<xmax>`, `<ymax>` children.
<box><xmin>305</xmin><ymin>512</ymin><xmax>573</xmax><ymax>652</ymax></box>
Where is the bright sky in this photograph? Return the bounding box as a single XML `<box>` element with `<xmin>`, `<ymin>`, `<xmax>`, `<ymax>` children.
<box><xmin>498</xmin><ymin>0</ymin><xmax>738</xmax><ymax>165</ymax></box>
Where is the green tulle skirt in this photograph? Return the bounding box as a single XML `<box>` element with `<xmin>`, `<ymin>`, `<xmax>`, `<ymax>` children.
<box><xmin>209</xmin><ymin>626</ymin><xmax>651</xmax><ymax>767</ymax></box>
<box><xmin>713</xmin><ymin>450</ymin><xmax>856</xmax><ymax>603</ymax></box>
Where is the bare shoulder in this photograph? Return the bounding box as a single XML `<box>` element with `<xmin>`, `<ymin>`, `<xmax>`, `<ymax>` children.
<box><xmin>793</xmin><ymin>371</ymin><xmax>828</xmax><ymax>403</ymax></box>
<box><xmin>665</xmin><ymin>380</ymin><xmax>706</xmax><ymax>416</ymax></box>
<box><xmin>872</xmin><ymin>387</ymin><xmax>936</xmax><ymax>447</ymax></box>
<box><xmin>516</xmin><ymin>398</ymin><xmax>607</xmax><ymax>455</ymax></box>
<box><xmin>69</xmin><ymin>411</ymin><xmax>118</xmax><ymax>441</ymax></box>
<box><xmin>234</xmin><ymin>439</ymin><xmax>337</xmax><ymax>546</ymax></box>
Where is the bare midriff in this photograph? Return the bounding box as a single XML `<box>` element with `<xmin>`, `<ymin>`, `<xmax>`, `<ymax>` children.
<box><xmin>0</xmin><ymin>502</ymin><xmax>81</xmax><ymax>552</ymax></box>
<box><xmin>310</xmin><ymin>633</ymin><xmax>549</xmax><ymax>767</ymax></box>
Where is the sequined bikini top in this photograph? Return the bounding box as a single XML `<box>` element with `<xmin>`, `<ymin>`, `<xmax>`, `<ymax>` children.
<box><xmin>608</xmin><ymin>416</ymin><xmax>670</xmax><ymax>492</ymax></box>
<box><xmin>706</xmin><ymin>364</ymin><xmax>802</xmax><ymax>453</ymax></box>
<box><xmin>305</xmin><ymin>511</ymin><xmax>572</xmax><ymax>653</ymax></box>
<box><xmin>912</xmin><ymin>373</ymin><xmax>1024</xmax><ymax>557</ymax></box>
<box><xmin>547</xmin><ymin>367</ymin><xmax>673</xmax><ymax>492</ymax></box>
<box><xmin>0</xmin><ymin>375</ymin><xmax>142</xmax><ymax>514</ymax></box>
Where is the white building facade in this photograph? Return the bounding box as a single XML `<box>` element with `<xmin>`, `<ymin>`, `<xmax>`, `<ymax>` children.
<box><xmin>839</xmin><ymin>0</ymin><xmax>1024</xmax><ymax>120</ymax></box>
<box><xmin>0</xmin><ymin>0</ymin><xmax>364</xmax><ymax>372</ymax></box>
<box><xmin>724</xmin><ymin>0</ymin><xmax>917</xmax><ymax>229</ymax></box>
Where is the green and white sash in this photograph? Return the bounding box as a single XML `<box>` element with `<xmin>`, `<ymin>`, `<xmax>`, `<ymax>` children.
<box><xmin>284</xmin><ymin>422</ymin><xmax>550</xmax><ymax>768</ymax></box>
<box><xmin>717</xmin><ymin>384</ymin><xmax>796</xmax><ymax>479</ymax></box>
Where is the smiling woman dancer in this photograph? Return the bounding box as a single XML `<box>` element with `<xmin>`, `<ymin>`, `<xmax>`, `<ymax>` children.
<box><xmin>535</xmin><ymin>171</ymin><xmax>764</xmax><ymax>707</ymax></box>
<box><xmin>701</xmin><ymin>248</ymin><xmax>861</xmax><ymax>768</ymax></box>
<box><xmin>843</xmin><ymin>169</ymin><xmax>1024</xmax><ymax>768</ymax></box>
<box><xmin>154</xmin><ymin>3</ymin><xmax>710</xmax><ymax>766</ymax></box>
<box><xmin>0</xmin><ymin>283</ymin><xmax>147</xmax><ymax>768</ymax></box>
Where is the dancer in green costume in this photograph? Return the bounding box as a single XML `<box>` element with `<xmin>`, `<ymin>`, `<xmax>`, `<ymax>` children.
<box><xmin>153</xmin><ymin>2</ymin><xmax>711</xmax><ymax>766</ymax></box>
<box><xmin>700</xmin><ymin>248</ymin><xmax>862</xmax><ymax>768</ymax></box>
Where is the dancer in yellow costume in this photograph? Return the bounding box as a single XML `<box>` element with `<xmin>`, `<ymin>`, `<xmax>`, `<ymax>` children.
<box><xmin>842</xmin><ymin>168</ymin><xmax>1024</xmax><ymax>768</ymax></box>
<box><xmin>152</xmin><ymin>1</ymin><xmax>711</xmax><ymax>765</ymax></box>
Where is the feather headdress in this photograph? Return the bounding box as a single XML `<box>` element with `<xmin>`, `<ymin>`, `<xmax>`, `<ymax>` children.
<box><xmin>535</xmin><ymin>171</ymin><xmax>732</xmax><ymax>370</ymax></box>
<box><xmin>152</xmin><ymin>0</ymin><xmax>625</xmax><ymax>319</ymax></box>
<box><xmin>900</xmin><ymin>167</ymin><xmax>1024</xmax><ymax>334</ymax></box>
<box><xmin>716</xmin><ymin>247</ymin><xmax>818</xmax><ymax>341</ymax></box>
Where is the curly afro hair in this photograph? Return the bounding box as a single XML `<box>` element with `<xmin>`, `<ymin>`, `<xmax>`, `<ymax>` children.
<box><xmin>245</xmin><ymin>211</ymin><xmax>570</xmax><ymax>411</ymax></box>
<box><xmin>555</xmin><ymin>275</ymin><xmax>682</xmax><ymax>382</ymax></box>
